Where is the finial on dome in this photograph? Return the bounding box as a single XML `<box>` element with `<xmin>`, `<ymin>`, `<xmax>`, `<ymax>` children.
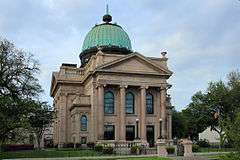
<box><xmin>103</xmin><ymin>4</ymin><xmax>112</xmax><ymax>23</ymax></box>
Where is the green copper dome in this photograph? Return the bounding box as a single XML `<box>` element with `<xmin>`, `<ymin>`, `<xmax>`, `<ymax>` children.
<box><xmin>80</xmin><ymin>10</ymin><xmax>133</xmax><ymax>66</ymax></box>
<box><xmin>82</xmin><ymin>23</ymin><xmax>132</xmax><ymax>51</ymax></box>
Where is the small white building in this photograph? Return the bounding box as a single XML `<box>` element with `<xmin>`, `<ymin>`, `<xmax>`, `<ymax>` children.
<box><xmin>199</xmin><ymin>127</ymin><xmax>220</xmax><ymax>144</ymax></box>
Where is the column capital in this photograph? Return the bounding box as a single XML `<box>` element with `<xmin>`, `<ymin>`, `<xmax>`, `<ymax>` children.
<box><xmin>140</xmin><ymin>85</ymin><xmax>148</xmax><ymax>90</ymax></box>
<box><xmin>119</xmin><ymin>84</ymin><xmax>128</xmax><ymax>89</ymax></box>
<box><xmin>95</xmin><ymin>82</ymin><xmax>105</xmax><ymax>89</ymax></box>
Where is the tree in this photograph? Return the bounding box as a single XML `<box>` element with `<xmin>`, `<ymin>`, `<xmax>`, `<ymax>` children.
<box><xmin>28</xmin><ymin>101</ymin><xmax>54</xmax><ymax>150</ymax></box>
<box><xmin>172</xmin><ymin>109</ymin><xmax>187</xmax><ymax>138</ymax></box>
<box><xmin>181</xmin><ymin>91</ymin><xmax>213</xmax><ymax>140</ymax></box>
<box><xmin>224</xmin><ymin>111</ymin><xmax>240</xmax><ymax>150</ymax></box>
<box><xmin>0</xmin><ymin>39</ymin><xmax>42</xmax><ymax>145</ymax></box>
<box><xmin>181</xmin><ymin>70</ymin><xmax>240</xmax><ymax>145</ymax></box>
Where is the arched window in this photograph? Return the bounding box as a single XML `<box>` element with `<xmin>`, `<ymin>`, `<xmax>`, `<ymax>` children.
<box><xmin>146</xmin><ymin>93</ymin><xmax>154</xmax><ymax>114</ymax></box>
<box><xmin>80</xmin><ymin>115</ymin><xmax>87</xmax><ymax>131</ymax></box>
<box><xmin>125</xmin><ymin>92</ymin><xmax>134</xmax><ymax>114</ymax></box>
<box><xmin>104</xmin><ymin>91</ymin><xmax>114</xmax><ymax>114</ymax></box>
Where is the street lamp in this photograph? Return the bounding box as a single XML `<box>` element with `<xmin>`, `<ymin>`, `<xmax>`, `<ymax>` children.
<box><xmin>136</xmin><ymin>118</ymin><xmax>140</xmax><ymax>139</ymax></box>
<box><xmin>158</xmin><ymin>118</ymin><xmax>163</xmax><ymax>139</ymax></box>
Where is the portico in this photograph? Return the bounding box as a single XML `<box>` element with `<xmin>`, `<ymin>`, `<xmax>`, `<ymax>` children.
<box><xmin>93</xmin><ymin>81</ymin><xmax>171</xmax><ymax>144</ymax></box>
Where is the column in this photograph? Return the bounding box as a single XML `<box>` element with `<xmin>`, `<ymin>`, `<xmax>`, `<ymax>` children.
<box><xmin>168</xmin><ymin>111</ymin><xmax>172</xmax><ymax>140</ymax></box>
<box><xmin>140</xmin><ymin>86</ymin><xmax>146</xmax><ymax>140</ymax></box>
<box><xmin>119</xmin><ymin>85</ymin><xmax>126</xmax><ymax>141</ymax></box>
<box><xmin>98</xmin><ymin>84</ymin><xmax>104</xmax><ymax>140</ymax></box>
<box><xmin>160</xmin><ymin>86</ymin><xmax>167</xmax><ymax>139</ymax></box>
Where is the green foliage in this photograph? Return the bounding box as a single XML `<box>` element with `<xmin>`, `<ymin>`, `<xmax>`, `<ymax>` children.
<box><xmin>0</xmin><ymin>39</ymin><xmax>42</xmax><ymax>144</ymax></box>
<box><xmin>223</xmin><ymin>112</ymin><xmax>240</xmax><ymax>150</ymax></box>
<box><xmin>197</xmin><ymin>139</ymin><xmax>210</xmax><ymax>148</ymax></box>
<box><xmin>220</xmin><ymin>152</ymin><xmax>240</xmax><ymax>160</ymax></box>
<box><xmin>130</xmin><ymin>146</ymin><xmax>140</xmax><ymax>154</ymax></box>
<box><xmin>175</xmin><ymin>70</ymin><xmax>240</xmax><ymax>143</ymax></box>
<box><xmin>192</xmin><ymin>144</ymin><xmax>200</xmax><ymax>152</ymax></box>
<box><xmin>166</xmin><ymin>147</ymin><xmax>175</xmax><ymax>154</ymax></box>
<box><xmin>28</xmin><ymin>101</ymin><xmax>53</xmax><ymax>149</ymax></box>
<box><xmin>94</xmin><ymin>145</ymin><xmax>103</xmax><ymax>152</ymax></box>
<box><xmin>102</xmin><ymin>146</ymin><xmax>114</xmax><ymax>154</ymax></box>
<box><xmin>87</xmin><ymin>142</ymin><xmax>95</xmax><ymax>148</ymax></box>
<box><xmin>0</xmin><ymin>39</ymin><xmax>53</xmax><ymax>148</ymax></box>
<box><xmin>172</xmin><ymin>109</ymin><xmax>187</xmax><ymax>138</ymax></box>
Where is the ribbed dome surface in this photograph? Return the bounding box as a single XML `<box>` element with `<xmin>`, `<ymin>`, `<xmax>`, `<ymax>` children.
<box><xmin>82</xmin><ymin>24</ymin><xmax>132</xmax><ymax>51</ymax></box>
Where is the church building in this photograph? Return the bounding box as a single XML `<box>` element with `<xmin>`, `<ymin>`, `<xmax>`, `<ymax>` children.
<box><xmin>50</xmin><ymin>10</ymin><xmax>173</xmax><ymax>148</ymax></box>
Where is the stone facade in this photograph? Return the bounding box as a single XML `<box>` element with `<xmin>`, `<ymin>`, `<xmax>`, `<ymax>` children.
<box><xmin>50</xmin><ymin>51</ymin><xmax>173</xmax><ymax>147</ymax></box>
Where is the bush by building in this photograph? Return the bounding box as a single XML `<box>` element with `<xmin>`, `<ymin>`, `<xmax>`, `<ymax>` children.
<box><xmin>192</xmin><ymin>144</ymin><xmax>200</xmax><ymax>152</ymax></box>
<box><xmin>1</xmin><ymin>144</ymin><xmax>34</xmax><ymax>152</ymax></box>
<box><xmin>166</xmin><ymin>147</ymin><xmax>175</xmax><ymax>154</ymax></box>
<box><xmin>102</xmin><ymin>146</ymin><xmax>114</xmax><ymax>154</ymax></box>
<box><xmin>94</xmin><ymin>145</ymin><xmax>103</xmax><ymax>152</ymax></box>
<box><xmin>197</xmin><ymin>139</ymin><xmax>210</xmax><ymax>148</ymax></box>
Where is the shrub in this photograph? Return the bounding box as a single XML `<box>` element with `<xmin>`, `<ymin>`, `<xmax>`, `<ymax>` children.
<box><xmin>76</xmin><ymin>143</ymin><xmax>82</xmax><ymax>148</ymax></box>
<box><xmin>192</xmin><ymin>144</ymin><xmax>200</xmax><ymax>152</ymax></box>
<box><xmin>166</xmin><ymin>147</ymin><xmax>175</xmax><ymax>154</ymax></box>
<box><xmin>87</xmin><ymin>142</ymin><xmax>95</xmax><ymax>149</ymax></box>
<box><xmin>1</xmin><ymin>144</ymin><xmax>34</xmax><ymax>151</ymax></box>
<box><xmin>94</xmin><ymin>145</ymin><xmax>103</xmax><ymax>152</ymax></box>
<box><xmin>103</xmin><ymin>146</ymin><xmax>114</xmax><ymax>154</ymax></box>
<box><xmin>63</xmin><ymin>143</ymin><xmax>74</xmax><ymax>148</ymax></box>
<box><xmin>131</xmin><ymin>146</ymin><xmax>140</xmax><ymax>154</ymax></box>
<box><xmin>197</xmin><ymin>139</ymin><xmax>210</xmax><ymax>147</ymax></box>
<box><xmin>220</xmin><ymin>152</ymin><xmax>240</xmax><ymax>160</ymax></box>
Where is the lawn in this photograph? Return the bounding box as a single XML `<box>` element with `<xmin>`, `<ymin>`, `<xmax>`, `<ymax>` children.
<box><xmin>0</xmin><ymin>149</ymin><xmax>101</xmax><ymax>159</ymax></box>
<box><xmin>0</xmin><ymin>149</ymin><xmax>170</xmax><ymax>160</ymax></box>
<box><xmin>198</xmin><ymin>147</ymin><xmax>237</xmax><ymax>152</ymax></box>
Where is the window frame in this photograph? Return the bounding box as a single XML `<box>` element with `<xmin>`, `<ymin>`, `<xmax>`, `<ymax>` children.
<box><xmin>80</xmin><ymin>115</ymin><xmax>87</xmax><ymax>131</ymax></box>
<box><xmin>146</xmin><ymin>93</ymin><xmax>154</xmax><ymax>114</ymax></box>
<box><xmin>104</xmin><ymin>90</ymin><xmax>115</xmax><ymax>115</ymax></box>
<box><xmin>125</xmin><ymin>91</ymin><xmax>135</xmax><ymax>114</ymax></box>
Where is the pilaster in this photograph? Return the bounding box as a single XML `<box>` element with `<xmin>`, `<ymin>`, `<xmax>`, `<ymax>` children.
<box><xmin>58</xmin><ymin>93</ymin><xmax>67</xmax><ymax>147</ymax></box>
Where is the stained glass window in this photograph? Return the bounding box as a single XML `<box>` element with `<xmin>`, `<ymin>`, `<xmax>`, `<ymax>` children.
<box><xmin>146</xmin><ymin>93</ymin><xmax>154</xmax><ymax>114</ymax></box>
<box><xmin>80</xmin><ymin>115</ymin><xmax>87</xmax><ymax>131</ymax></box>
<box><xmin>125</xmin><ymin>92</ymin><xmax>134</xmax><ymax>114</ymax></box>
<box><xmin>104</xmin><ymin>91</ymin><xmax>114</xmax><ymax>114</ymax></box>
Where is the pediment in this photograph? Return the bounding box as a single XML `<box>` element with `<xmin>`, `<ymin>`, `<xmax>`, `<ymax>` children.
<box><xmin>96</xmin><ymin>53</ymin><xmax>172</xmax><ymax>76</ymax></box>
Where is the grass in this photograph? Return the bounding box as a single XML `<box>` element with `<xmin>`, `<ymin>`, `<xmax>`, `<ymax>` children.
<box><xmin>0</xmin><ymin>149</ymin><xmax>170</xmax><ymax>159</ymax></box>
<box><xmin>0</xmin><ymin>149</ymin><xmax>101</xmax><ymax>159</ymax></box>
<box><xmin>198</xmin><ymin>147</ymin><xmax>237</xmax><ymax>152</ymax></box>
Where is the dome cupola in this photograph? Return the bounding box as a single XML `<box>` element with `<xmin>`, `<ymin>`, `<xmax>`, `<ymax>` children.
<box><xmin>80</xmin><ymin>6</ymin><xmax>132</xmax><ymax>66</ymax></box>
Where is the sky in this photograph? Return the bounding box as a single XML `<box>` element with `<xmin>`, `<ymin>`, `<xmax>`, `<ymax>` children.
<box><xmin>0</xmin><ymin>0</ymin><xmax>239</xmax><ymax>111</ymax></box>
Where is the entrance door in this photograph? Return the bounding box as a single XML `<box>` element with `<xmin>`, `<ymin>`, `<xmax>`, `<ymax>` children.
<box><xmin>146</xmin><ymin>125</ymin><xmax>155</xmax><ymax>147</ymax></box>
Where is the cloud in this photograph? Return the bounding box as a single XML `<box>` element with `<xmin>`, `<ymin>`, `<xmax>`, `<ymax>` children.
<box><xmin>0</xmin><ymin>0</ymin><xmax>239</xmax><ymax>110</ymax></box>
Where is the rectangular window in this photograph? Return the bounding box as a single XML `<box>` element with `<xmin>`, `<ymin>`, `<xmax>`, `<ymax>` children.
<box><xmin>126</xmin><ymin>125</ymin><xmax>135</xmax><ymax>141</ymax></box>
<box><xmin>104</xmin><ymin>125</ymin><xmax>115</xmax><ymax>140</ymax></box>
